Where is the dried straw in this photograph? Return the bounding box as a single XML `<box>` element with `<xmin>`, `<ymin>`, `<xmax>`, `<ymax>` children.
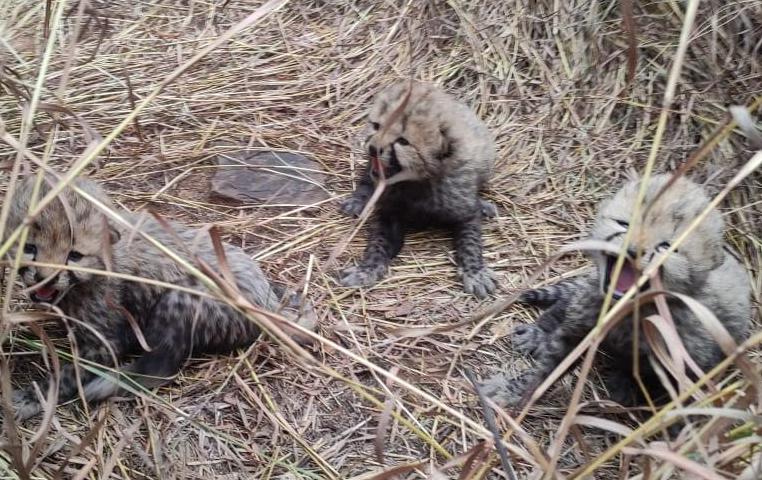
<box><xmin>0</xmin><ymin>0</ymin><xmax>760</xmax><ymax>478</ymax></box>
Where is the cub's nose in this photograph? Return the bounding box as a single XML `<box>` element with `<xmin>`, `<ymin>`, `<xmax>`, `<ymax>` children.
<box><xmin>611</xmin><ymin>248</ymin><xmax>639</xmax><ymax>262</ymax></box>
<box><xmin>34</xmin><ymin>272</ymin><xmax>59</xmax><ymax>285</ymax></box>
<box><xmin>368</xmin><ymin>145</ymin><xmax>383</xmax><ymax>157</ymax></box>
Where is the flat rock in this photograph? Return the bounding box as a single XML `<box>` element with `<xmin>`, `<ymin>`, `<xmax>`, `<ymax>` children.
<box><xmin>211</xmin><ymin>150</ymin><xmax>329</xmax><ymax>205</ymax></box>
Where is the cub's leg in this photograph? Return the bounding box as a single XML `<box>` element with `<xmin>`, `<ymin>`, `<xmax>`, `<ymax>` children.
<box><xmin>339</xmin><ymin>217</ymin><xmax>403</xmax><ymax>288</ymax></box>
<box><xmin>483</xmin><ymin>322</ymin><xmax>578</xmax><ymax>407</ymax></box>
<box><xmin>599</xmin><ymin>356</ymin><xmax>670</xmax><ymax>407</ymax></box>
<box><xmin>453</xmin><ymin>217</ymin><xmax>496</xmax><ymax>298</ymax></box>
<box><xmin>486</xmin><ymin>299</ymin><xmax>571</xmax><ymax>407</ymax></box>
<box><xmin>518</xmin><ymin>277</ymin><xmax>589</xmax><ymax>308</ymax></box>
<box><xmin>339</xmin><ymin>164</ymin><xmax>374</xmax><ymax>217</ymax></box>
<box><xmin>10</xmin><ymin>329</ymin><xmax>128</xmax><ymax>421</ymax></box>
<box><xmin>599</xmin><ymin>365</ymin><xmax>642</xmax><ymax>406</ymax></box>
<box><xmin>82</xmin><ymin>292</ymin><xmax>197</xmax><ymax>403</ymax></box>
<box><xmin>511</xmin><ymin>301</ymin><xmax>568</xmax><ymax>357</ymax></box>
<box><xmin>485</xmin><ymin>280</ymin><xmax>596</xmax><ymax>406</ymax></box>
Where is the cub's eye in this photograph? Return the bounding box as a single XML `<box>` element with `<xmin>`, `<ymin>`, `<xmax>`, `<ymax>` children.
<box><xmin>23</xmin><ymin>243</ymin><xmax>37</xmax><ymax>255</ymax></box>
<box><xmin>396</xmin><ymin>137</ymin><xmax>410</xmax><ymax>146</ymax></box>
<box><xmin>655</xmin><ymin>241</ymin><xmax>672</xmax><ymax>253</ymax></box>
<box><xmin>614</xmin><ymin>219</ymin><xmax>629</xmax><ymax>228</ymax></box>
<box><xmin>370</xmin><ymin>122</ymin><xmax>380</xmax><ymax>130</ymax></box>
<box><xmin>67</xmin><ymin>251</ymin><xmax>84</xmax><ymax>262</ymax></box>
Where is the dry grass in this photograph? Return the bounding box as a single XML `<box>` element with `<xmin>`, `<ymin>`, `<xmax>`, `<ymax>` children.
<box><xmin>0</xmin><ymin>0</ymin><xmax>761</xmax><ymax>478</ymax></box>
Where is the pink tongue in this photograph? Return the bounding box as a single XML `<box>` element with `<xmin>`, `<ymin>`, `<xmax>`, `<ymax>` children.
<box><xmin>371</xmin><ymin>156</ymin><xmax>386</xmax><ymax>179</ymax></box>
<box><xmin>35</xmin><ymin>286</ymin><xmax>57</xmax><ymax>300</ymax></box>
<box><xmin>615</xmin><ymin>262</ymin><xmax>637</xmax><ymax>293</ymax></box>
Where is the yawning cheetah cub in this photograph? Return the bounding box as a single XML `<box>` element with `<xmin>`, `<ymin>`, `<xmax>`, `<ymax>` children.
<box><xmin>3</xmin><ymin>175</ymin><xmax>314</xmax><ymax>421</ymax></box>
<box><xmin>482</xmin><ymin>174</ymin><xmax>751</xmax><ymax>406</ymax></box>
<box><xmin>339</xmin><ymin>81</ymin><xmax>498</xmax><ymax>297</ymax></box>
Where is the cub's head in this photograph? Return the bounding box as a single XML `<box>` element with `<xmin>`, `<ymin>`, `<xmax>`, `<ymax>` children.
<box><xmin>589</xmin><ymin>174</ymin><xmax>724</xmax><ymax>297</ymax></box>
<box><xmin>364</xmin><ymin>82</ymin><xmax>454</xmax><ymax>182</ymax></box>
<box><xmin>5</xmin><ymin>175</ymin><xmax>120</xmax><ymax>304</ymax></box>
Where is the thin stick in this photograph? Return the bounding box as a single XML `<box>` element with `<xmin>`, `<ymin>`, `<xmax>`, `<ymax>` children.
<box><xmin>464</xmin><ymin>368</ymin><xmax>517</xmax><ymax>480</ymax></box>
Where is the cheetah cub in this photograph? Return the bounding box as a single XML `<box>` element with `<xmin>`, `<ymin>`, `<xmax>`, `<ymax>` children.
<box><xmin>3</xmin><ymin>175</ymin><xmax>314</xmax><ymax>421</ymax></box>
<box><xmin>482</xmin><ymin>174</ymin><xmax>750</xmax><ymax>407</ymax></box>
<box><xmin>339</xmin><ymin>81</ymin><xmax>498</xmax><ymax>297</ymax></box>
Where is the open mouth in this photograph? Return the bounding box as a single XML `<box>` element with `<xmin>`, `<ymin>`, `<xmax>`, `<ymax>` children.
<box><xmin>30</xmin><ymin>285</ymin><xmax>59</xmax><ymax>303</ymax></box>
<box><xmin>604</xmin><ymin>256</ymin><xmax>649</xmax><ymax>298</ymax></box>
<box><xmin>370</xmin><ymin>153</ymin><xmax>403</xmax><ymax>180</ymax></box>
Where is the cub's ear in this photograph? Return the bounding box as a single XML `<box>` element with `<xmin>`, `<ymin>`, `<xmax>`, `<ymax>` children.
<box><xmin>435</xmin><ymin>125</ymin><xmax>454</xmax><ymax>161</ymax></box>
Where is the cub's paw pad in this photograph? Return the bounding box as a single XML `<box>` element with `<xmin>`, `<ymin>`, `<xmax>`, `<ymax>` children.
<box><xmin>338</xmin><ymin>265</ymin><xmax>386</xmax><ymax>288</ymax></box>
<box><xmin>462</xmin><ymin>268</ymin><xmax>497</xmax><ymax>298</ymax></box>
<box><xmin>510</xmin><ymin>324</ymin><xmax>546</xmax><ymax>357</ymax></box>
<box><xmin>478</xmin><ymin>373</ymin><xmax>529</xmax><ymax>407</ymax></box>
<box><xmin>339</xmin><ymin>195</ymin><xmax>369</xmax><ymax>217</ymax></box>
<box><xmin>479</xmin><ymin>199</ymin><xmax>498</xmax><ymax>218</ymax></box>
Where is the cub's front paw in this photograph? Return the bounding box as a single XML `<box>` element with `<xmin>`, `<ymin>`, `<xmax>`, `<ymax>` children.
<box><xmin>462</xmin><ymin>267</ymin><xmax>497</xmax><ymax>298</ymax></box>
<box><xmin>479</xmin><ymin>199</ymin><xmax>498</xmax><ymax>218</ymax></box>
<box><xmin>338</xmin><ymin>264</ymin><xmax>387</xmax><ymax>288</ymax></box>
<box><xmin>339</xmin><ymin>194</ymin><xmax>369</xmax><ymax>217</ymax></box>
<box><xmin>479</xmin><ymin>372</ymin><xmax>532</xmax><ymax>408</ymax></box>
<box><xmin>511</xmin><ymin>324</ymin><xmax>546</xmax><ymax>357</ymax></box>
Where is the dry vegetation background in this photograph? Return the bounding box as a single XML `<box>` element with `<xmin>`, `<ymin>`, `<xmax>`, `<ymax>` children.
<box><xmin>0</xmin><ymin>0</ymin><xmax>761</xmax><ymax>478</ymax></box>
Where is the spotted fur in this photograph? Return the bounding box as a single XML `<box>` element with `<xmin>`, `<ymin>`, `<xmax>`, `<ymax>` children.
<box><xmin>482</xmin><ymin>174</ymin><xmax>751</xmax><ymax>406</ymax></box>
<box><xmin>338</xmin><ymin>81</ymin><xmax>498</xmax><ymax>297</ymax></box>
<box><xmin>3</xmin><ymin>175</ymin><xmax>315</xmax><ymax>421</ymax></box>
